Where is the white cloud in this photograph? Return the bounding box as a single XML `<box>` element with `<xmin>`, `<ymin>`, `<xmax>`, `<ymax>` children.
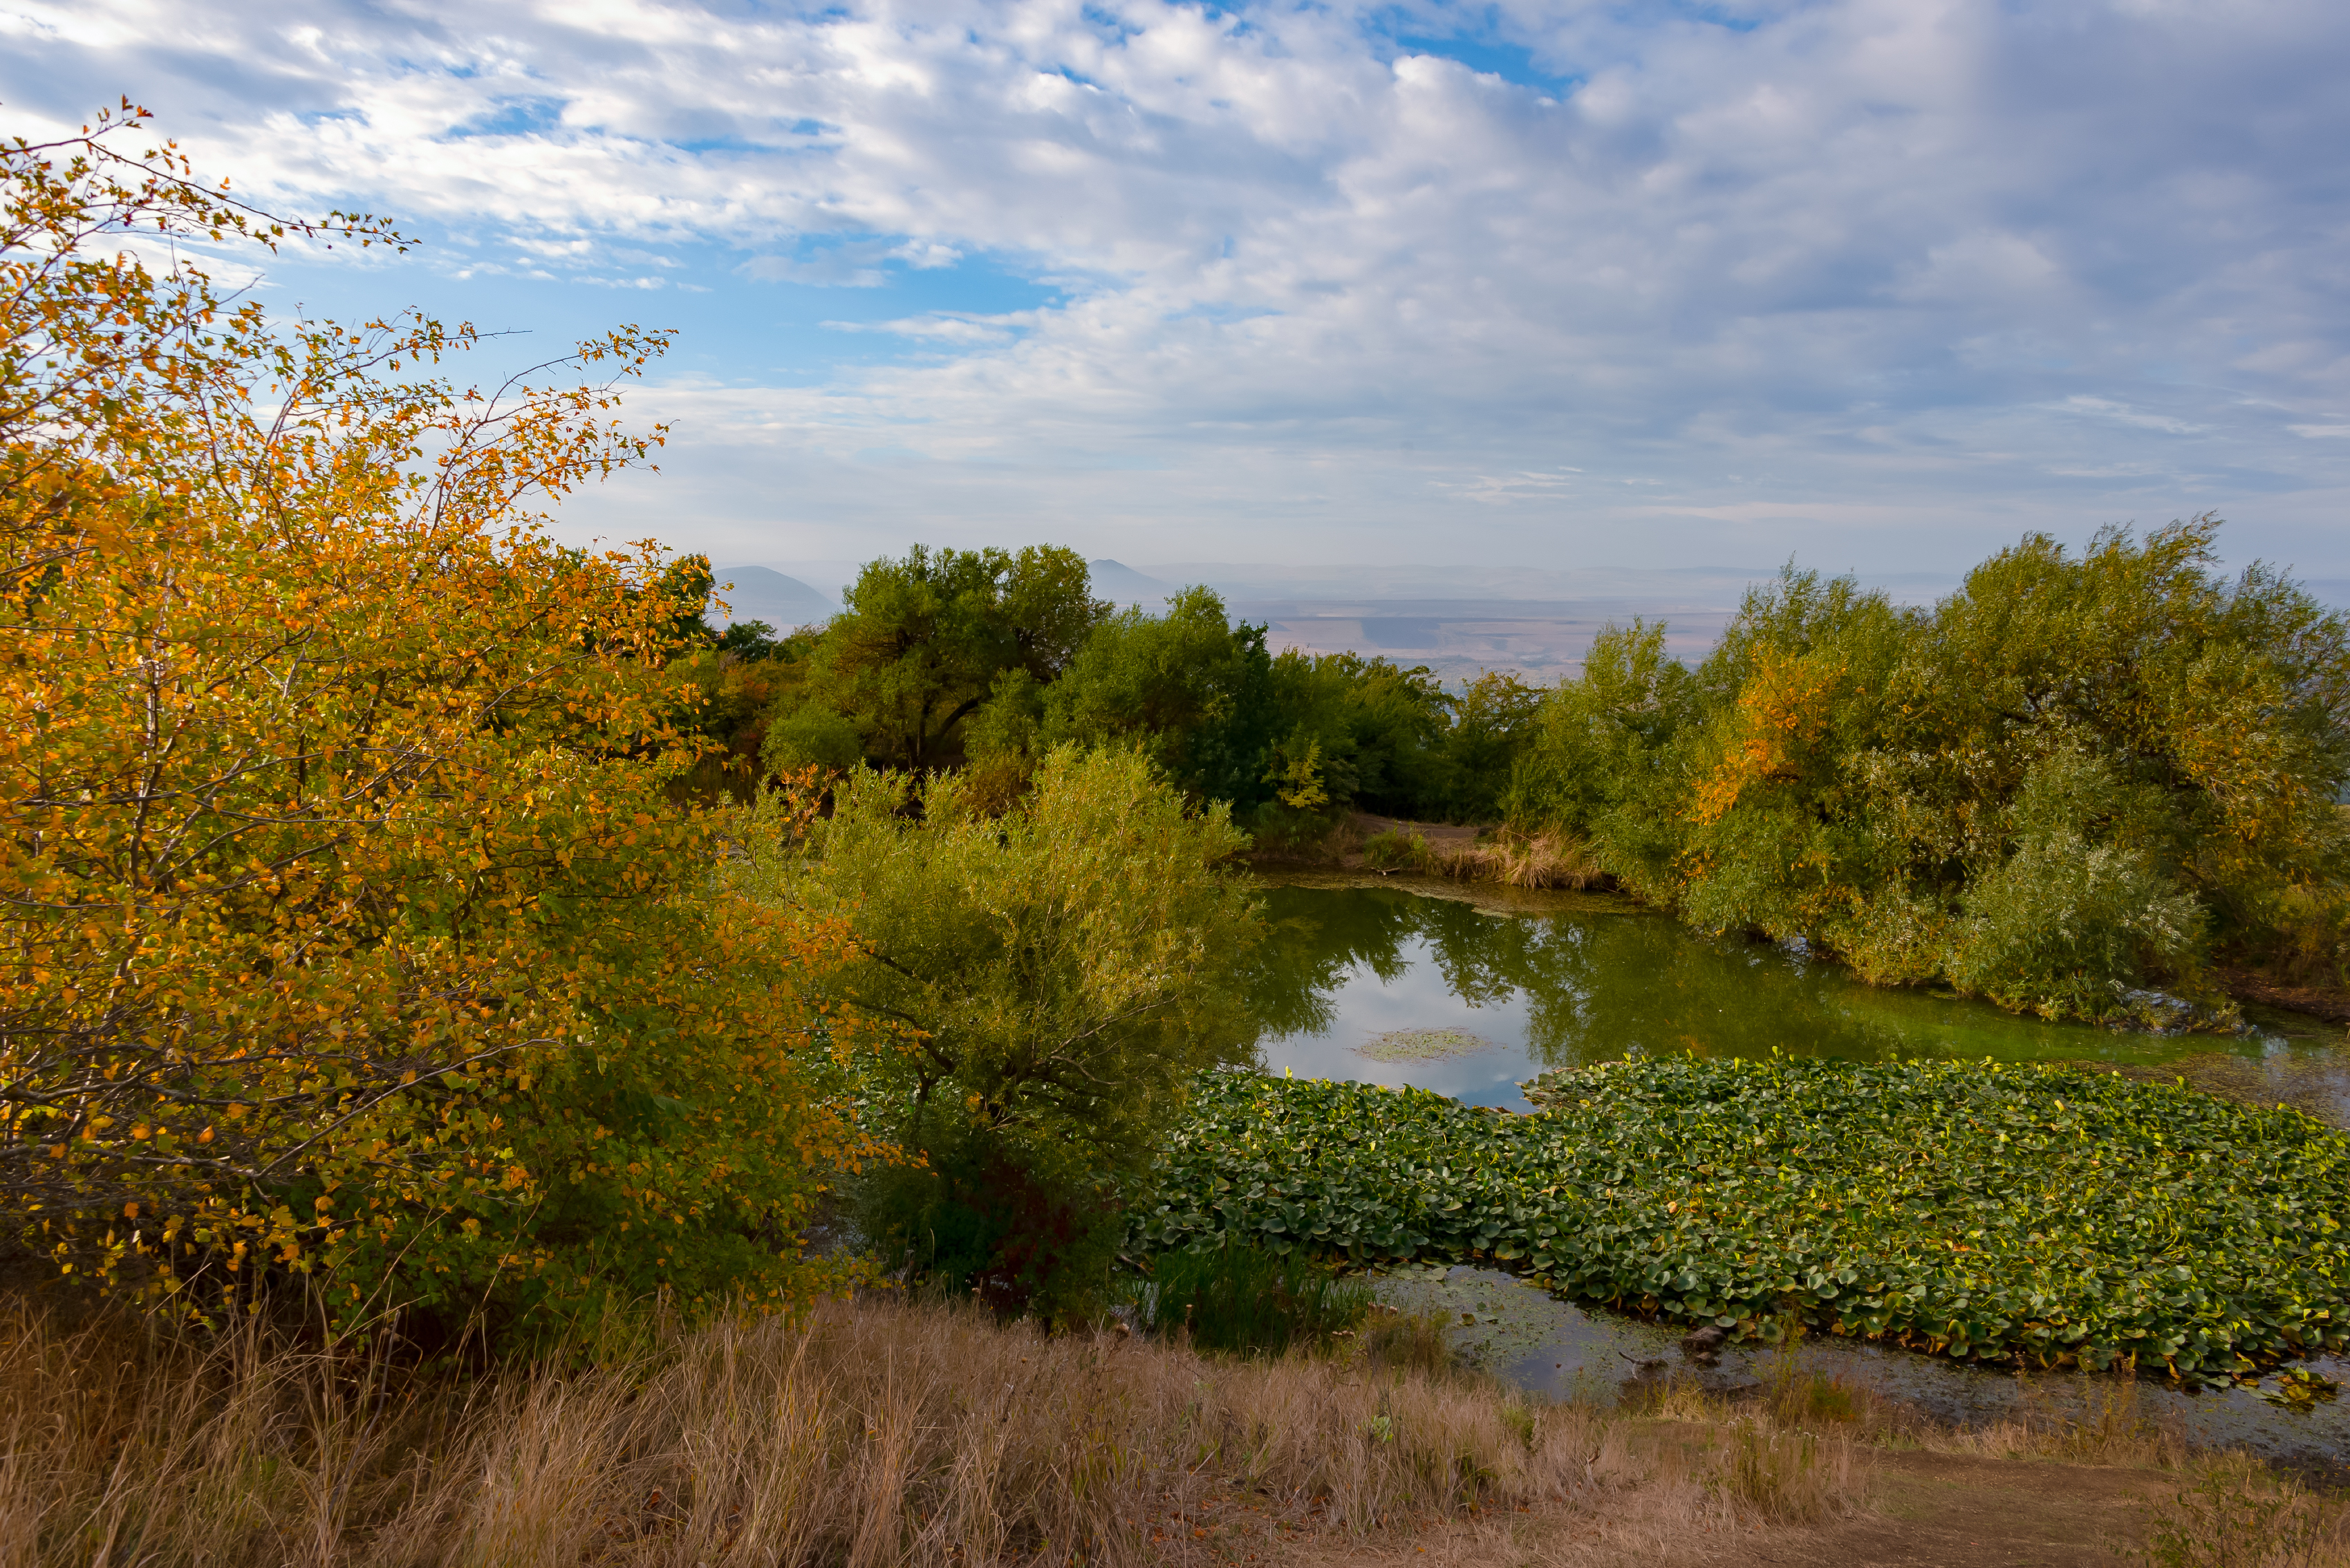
<box><xmin>6</xmin><ymin>0</ymin><xmax>2349</xmax><ymax>577</ymax></box>
<box><xmin>741</xmin><ymin>254</ymin><xmax>886</xmax><ymax>288</ymax></box>
<box><xmin>740</xmin><ymin>234</ymin><xmax>967</xmax><ymax>285</ymax></box>
<box><xmin>826</xmin><ymin>314</ymin><xmax>1023</xmax><ymax>344</ymax></box>
<box><xmin>2055</xmin><ymin>398</ymin><xmax>2207</xmax><ymax>436</ymax></box>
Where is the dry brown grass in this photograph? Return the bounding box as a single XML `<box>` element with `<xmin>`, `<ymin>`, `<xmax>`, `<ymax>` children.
<box><xmin>2120</xmin><ymin>1451</ymin><xmax>2350</xmax><ymax>1567</ymax></box>
<box><xmin>1422</xmin><ymin>827</ymin><xmax>1607</xmax><ymax>890</ymax></box>
<box><xmin>1912</xmin><ymin>1374</ymin><xmax>2193</xmax><ymax>1471</ymax></box>
<box><xmin>1630</xmin><ymin>1323</ymin><xmax>2200</xmax><ymax>1477</ymax></box>
<box><xmin>37</xmin><ymin>1288</ymin><xmax>2322</xmax><ymax>1567</ymax></box>
<box><xmin>0</xmin><ymin>1290</ymin><xmax>1878</xmax><ymax>1568</ymax></box>
<box><xmin>1330</xmin><ymin>814</ymin><xmax>1610</xmax><ymax>890</ymax></box>
<box><xmin>1617</xmin><ymin>1352</ymin><xmax>2210</xmax><ymax>1503</ymax></box>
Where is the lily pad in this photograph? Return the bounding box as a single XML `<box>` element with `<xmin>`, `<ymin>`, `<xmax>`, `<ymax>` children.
<box><xmin>2259</xmin><ymin>1368</ymin><xmax>2342</xmax><ymax>1408</ymax></box>
<box><xmin>1130</xmin><ymin>1058</ymin><xmax>2350</xmax><ymax>1382</ymax></box>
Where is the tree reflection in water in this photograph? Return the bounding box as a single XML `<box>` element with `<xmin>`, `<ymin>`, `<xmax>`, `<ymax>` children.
<box><xmin>1244</xmin><ymin>881</ymin><xmax>2250</xmax><ymax>1074</ymax></box>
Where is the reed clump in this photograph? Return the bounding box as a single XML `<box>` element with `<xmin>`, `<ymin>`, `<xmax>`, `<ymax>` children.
<box><xmin>1423</xmin><ymin>827</ymin><xmax>1607</xmax><ymax>890</ymax></box>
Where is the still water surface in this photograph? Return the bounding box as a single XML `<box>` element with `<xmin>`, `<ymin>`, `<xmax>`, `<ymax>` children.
<box><xmin>1247</xmin><ymin>872</ymin><xmax>2350</xmax><ymax>1121</ymax></box>
<box><xmin>1244</xmin><ymin>873</ymin><xmax>2350</xmax><ymax>1462</ymax></box>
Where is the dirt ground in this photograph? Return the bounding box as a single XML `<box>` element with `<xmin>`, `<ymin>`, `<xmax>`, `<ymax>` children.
<box><xmin>2217</xmin><ymin>967</ymin><xmax>2350</xmax><ymax>1027</ymax></box>
<box><xmin>1345</xmin><ymin>814</ymin><xmax>1484</xmax><ymax>868</ymax></box>
<box><xmin>1267</xmin><ymin>1446</ymin><xmax>2191</xmax><ymax>1567</ymax></box>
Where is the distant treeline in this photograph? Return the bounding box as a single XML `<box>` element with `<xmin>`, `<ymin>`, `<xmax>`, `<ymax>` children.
<box><xmin>680</xmin><ymin>516</ymin><xmax>2350</xmax><ymax>1026</ymax></box>
<box><xmin>682</xmin><ymin>543</ymin><xmax>1536</xmax><ymax>840</ymax></box>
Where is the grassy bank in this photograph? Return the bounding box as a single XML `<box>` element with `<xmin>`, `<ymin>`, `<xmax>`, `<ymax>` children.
<box><xmin>1132</xmin><ymin>1059</ymin><xmax>2350</xmax><ymax>1383</ymax></box>
<box><xmin>0</xmin><ymin>1291</ymin><xmax>1597</xmax><ymax>1566</ymax></box>
<box><xmin>1354</xmin><ymin>818</ymin><xmax>1608</xmax><ymax>890</ymax></box>
<box><xmin>8</xmin><ymin>1287</ymin><xmax>2346</xmax><ymax>1567</ymax></box>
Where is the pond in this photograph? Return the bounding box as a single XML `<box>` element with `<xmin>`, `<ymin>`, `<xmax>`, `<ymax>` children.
<box><xmin>1244</xmin><ymin>872</ymin><xmax>2350</xmax><ymax>1465</ymax></box>
<box><xmin>1247</xmin><ymin>872</ymin><xmax>2350</xmax><ymax>1123</ymax></box>
<box><xmin>1376</xmin><ymin>1264</ymin><xmax>2350</xmax><ymax>1472</ymax></box>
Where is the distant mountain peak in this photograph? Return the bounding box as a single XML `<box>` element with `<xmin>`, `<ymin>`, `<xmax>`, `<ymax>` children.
<box><xmin>1087</xmin><ymin>558</ymin><xmax>1173</xmax><ymax>604</ymax></box>
<box><xmin>706</xmin><ymin>565</ymin><xmax>838</xmax><ymax>632</ymax></box>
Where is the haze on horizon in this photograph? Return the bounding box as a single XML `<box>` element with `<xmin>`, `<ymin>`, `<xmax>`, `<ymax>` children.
<box><xmin>8</xmin><ymin>0</ymin><xmax>2347</xmax><ymax>589</ymax></box>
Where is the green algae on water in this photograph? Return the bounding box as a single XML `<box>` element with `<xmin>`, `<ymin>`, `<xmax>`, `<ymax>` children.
<box><xmin>1356</xmin><ymin>1027</ymin><xmax>1493</xmax><ymax>1063</ymax></box>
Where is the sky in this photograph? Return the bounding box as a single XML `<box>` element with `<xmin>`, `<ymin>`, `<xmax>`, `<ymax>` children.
<box><xmin>6</xmin><ymin>0</ymin><xmax>2349</xmax><ymax>591</ymax></box>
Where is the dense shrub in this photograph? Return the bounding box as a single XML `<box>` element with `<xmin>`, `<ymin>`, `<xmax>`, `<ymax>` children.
<box><xmin>859</xmin><ymin>1126</ymin><xmax>1123</xmax><ymax>1323</ymax></box>
<box><xmin>1128</xmin><ymin>1235</ymin><xmax>1373</xmax><ymax>1354</ymax></box>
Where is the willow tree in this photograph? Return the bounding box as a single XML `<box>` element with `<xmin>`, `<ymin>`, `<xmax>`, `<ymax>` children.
<box><xmin>1504</xmin><ymin>520</ymin><xmax>2350</xmax><ymax>1023</ymax></box>
<box><xmin>1</xmin><ymin>104</ymin><xmax>886</xmax><ymax>1334</ymax></box>
<box><xmin>737</xmin><ymin>747</ymin><xmax>1261</xmax><ymax>1161</ymax></box>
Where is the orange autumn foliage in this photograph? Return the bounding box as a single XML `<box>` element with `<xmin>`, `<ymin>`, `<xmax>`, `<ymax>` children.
<box><xmin>1686</xmin><ymin>648</ymin><xmax>1846</xmax><ymax>827</ymax></box>
<box><xmin>1</xmin><ymin>102</ymin><xmax>889</xmax><ymax>1335</ymax></box>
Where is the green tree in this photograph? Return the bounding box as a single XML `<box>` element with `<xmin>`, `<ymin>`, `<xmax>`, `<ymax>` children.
<box><xmin>763</xmin><ymin>544</ymin><xmax>1106</xmax><ymax>774</ymax></box>
<box><xmin>1503</xmin><ymin>618</ymin><xmax>1705</xmax><ymax>898</ymax></box>
<box><xmin>731</xmin><ymin>745</ymin><xmax>1263</xmax><ymax>1314</ymax></box>
<box><xmin>1042</xmin><ymin>586</ymin><xmax>1277</xmax><ymax>806</ymax></box>
<box><xmin>1502</xmin><ymin>519</ymin><xmax>2350</xmax><ymax>1023</ymax></box>
<box><xmin>1432</xmin><ymin>670</ymin><xmax>1541</xmax><ymax>822</ymax></box>
<box><xmin>734</xmin><ymin>745</ymin><xmax>1262</xmax><ymax>1164</ymax></box>
<box><xmin>1256</xmin><ymin>650</ymin><xmax>1451</xmax><ymax>820</ymax></box>
<box><xmin>1044</xmin><ymin>590</ymin><xmax>1472</xmax><ymax>831</ymax></box>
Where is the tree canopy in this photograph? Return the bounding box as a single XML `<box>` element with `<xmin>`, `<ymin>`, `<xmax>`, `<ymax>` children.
<box><xmin>1504</xmin><ymin>519</ymin><xmax>2350</xmax><ymax>1023</ymax></box>
<box><xmin>762</xmin><ymin>544</ymin><xmax>1108</xmax><ymax>776</ymax></box>
<box><xmin>1</xmin><ymin>104</ymin><xmax>886</xmax><ymax>1334</ymax></box>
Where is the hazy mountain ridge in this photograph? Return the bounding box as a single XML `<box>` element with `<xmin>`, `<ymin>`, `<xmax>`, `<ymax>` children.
<box><xmin>707</xmin><ymin>566</ymin><xmax>839</xmax><ymax>631</ymax></box>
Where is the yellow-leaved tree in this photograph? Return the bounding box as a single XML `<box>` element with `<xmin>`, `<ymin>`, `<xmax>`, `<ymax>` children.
<box><xmin>1</xmin><ymin>102</ymin><xmax>887</xmax><ymax>1338</ymax></box>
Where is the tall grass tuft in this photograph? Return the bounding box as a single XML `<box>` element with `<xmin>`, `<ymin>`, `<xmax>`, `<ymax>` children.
<box><xmin>1717</xmin><ymin>1425</ymin><xmax>1857</xmax><ymax>1524</ymax></box>
<box><xmin>0</xmin><ymin>1288</ymin><xmax>1595</xmax><ymax>1566</ymax></box>
<box><xmin>1418</xmin><ymin>825</ymin><xmax>1608</xmax><ymax>890</ymax></box>
<box><xmin>2126</xmin><ymin>1453</ymin><xmax>2350</xmax><ymax>1567</ymax></box>
<box><xmin>1356</xmin><ymin>1303</ymin><xmax>1461</xmax><ymax>1377</ymax></box>
<box><xmin>1361</xmin><ymin>828</ymin><xmax>1430</xmax><ymax>872</ymax></box>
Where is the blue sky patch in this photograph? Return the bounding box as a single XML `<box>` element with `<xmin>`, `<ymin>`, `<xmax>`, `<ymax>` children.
<box><xmin>449</xmin><ymin>96</ymin><xmax>568</xmax><ymax>139</ymax></box>
<box><xmin>1385</xmin><ymin>32</ymin><xmax>1578</xmax><ymax>93</ymax></box>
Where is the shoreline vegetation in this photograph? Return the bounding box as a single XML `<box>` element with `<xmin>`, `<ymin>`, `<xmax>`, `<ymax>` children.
<box><xmin>8</xmin><ymin>103</ymin><xmax>2350</xmax><ymax>1566</ymax></box>
<box><xmin>1280</xmin><ymin>813</ymin><xmax>2350</xmax><ymax>1037</ymax></box>
<box><xmin>6</xmin><ymin>1285</ymin><xmax>2347</xmax><ymax>1567</ymax></box>
<box><xmin>701</xmin><ymin>521</ymin><xmax>2350</xmax><ymax>1037</ymax></box>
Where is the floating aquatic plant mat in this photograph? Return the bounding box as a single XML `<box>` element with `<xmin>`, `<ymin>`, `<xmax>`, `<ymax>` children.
<box><xmin>1133</xmin><ymin>1058</ymin><xmax>2350</xmax><ymax>1387</ymax></box>
<box><xmin>1356</xmin><ymin>1027</ymin><xmax>1494</xmax><ymax>1062</ymax></box>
